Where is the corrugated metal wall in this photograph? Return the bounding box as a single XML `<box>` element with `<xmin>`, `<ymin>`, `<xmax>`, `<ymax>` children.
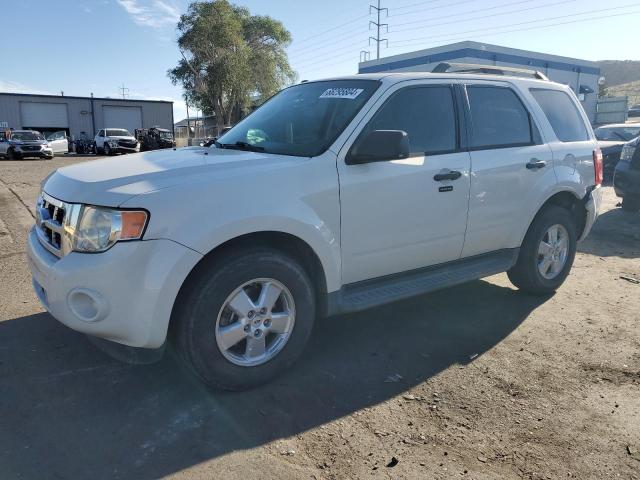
<box><xmin>0</xmin><ymin>94</ymin><xmax>172</xmax><ymax>138</ymax></box>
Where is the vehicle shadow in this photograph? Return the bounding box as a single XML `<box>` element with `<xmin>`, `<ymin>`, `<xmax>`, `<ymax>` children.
<box><xmin>578</xmin><ymin>206</ymin><xmax>640</xmax><ymax>259</ymax></box>
<box><xmin>0</xmin><ymin>279</ymin><xmax>546</xmax><ymax>479</ymax></box>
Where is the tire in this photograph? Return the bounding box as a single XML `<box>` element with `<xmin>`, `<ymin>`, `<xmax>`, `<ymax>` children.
<box><xmin>621</xmin><ymin>195</ymin><xmax>640</xmax><ymax>212</ymax></box>
<box><xmin>7</xmin><ymin>148</ymin><xmax>16</xmax><ymax>160</ymax></box>
<box><xmin>172</xmin><ymin>247</ymin><xmax>316</xmax><ymax>390</ymax></box>
<box><xmin>103</xmin><ymin>143</ymin><xmax>111</xmax><ymax>156</ymax></box>
<box><xmin>508</xmin><ymin>206</ymin><xmax>577</xmax><ymax>295</ymax></box>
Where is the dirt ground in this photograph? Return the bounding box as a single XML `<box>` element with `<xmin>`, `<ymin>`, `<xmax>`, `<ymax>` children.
<box><xmin>0</xmin><ymin>155</ymin><xmax>639</xmax><ymax>480</ymax></box>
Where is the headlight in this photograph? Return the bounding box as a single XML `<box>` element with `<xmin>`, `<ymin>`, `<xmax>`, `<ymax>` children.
<box><xmin>620</xmin><ymin>145</ymin><xmax>636</xmax><ymax>163</ymax></box>
<box><xmin>72</xmin><ymin>206</ymin><xmax>148</xmax><ymax>253</ymax></box>
<box><xmin>108</xmin><ymin>140</ymin><xmax>119</xmax><ymax>147</ymax></box>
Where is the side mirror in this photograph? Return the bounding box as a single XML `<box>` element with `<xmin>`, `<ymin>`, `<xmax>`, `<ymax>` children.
<box><xmin>346</xmin><ymin>130</ymin><xmax>410</xmax><ymax>165</ymax></box>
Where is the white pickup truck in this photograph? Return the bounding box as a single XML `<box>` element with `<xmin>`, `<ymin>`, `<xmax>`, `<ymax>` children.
<box><xmin>28</xmin><ymin>68</ymin><xmax>602</xmax><ymax>390</ymax></box>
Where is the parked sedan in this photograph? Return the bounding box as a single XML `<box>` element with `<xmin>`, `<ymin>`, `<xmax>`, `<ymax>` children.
<box><xmin>614</xmin><ymin>136</ymin><xmax>640</xmax><ymax>212</ymax></box>
<box><xmin>594</xmin><ymin>124</ymin><xmax>640</xmax><ymax>180</ymax></box>
<box><xmin>0</xmin><ymin>130</ymin><xmax>54</xmax><ymax>160</ymax></box>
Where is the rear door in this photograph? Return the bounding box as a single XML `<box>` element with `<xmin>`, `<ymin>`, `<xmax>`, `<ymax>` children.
<box><xmin>461</xmin><ymin>82</ymin><xmax>554</xmax><ymax>258</ymax></box>
<box><xmin>337</xmin><ymin>81</ymin><xmax>472</xmax><ymax>284</ymax></box>
<box><xmin>528</xmin><ymin>88</ymin><xmax>595</xmax><ymax>191</ymax></box>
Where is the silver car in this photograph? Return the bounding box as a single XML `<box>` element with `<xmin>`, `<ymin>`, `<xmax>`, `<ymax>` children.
<box><xmin>0</xmin><ymin>130</ymin><xmax>54</xmax><ymax>160</ymax></box>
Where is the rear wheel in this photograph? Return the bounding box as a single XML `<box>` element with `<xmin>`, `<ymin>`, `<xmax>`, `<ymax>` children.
<box><xmin>508</xmin><ymin>206</ymin><xmax>577</xmax><ymax>295</ymax></box>
<box><xmin>621</xmin><ymin>195</ymin><xmax>640</xmax><ymax>212</ymax></box>
<box><xmin>172</xmin><ymin>247</ymin><xmax>316</xmax><ymax>390</ymax></box>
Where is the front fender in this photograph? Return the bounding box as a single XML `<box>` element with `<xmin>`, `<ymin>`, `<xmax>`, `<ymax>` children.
<box><xmin>121</xmin><ymin>152</ymin><xmax>342</xmax><ymax>293</ymax></box>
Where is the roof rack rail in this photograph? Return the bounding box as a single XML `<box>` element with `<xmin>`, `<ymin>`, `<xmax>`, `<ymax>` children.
<box><xmin>432</xmin><ymin>62</ymin><xmax>549</xmax><ymax>81</ymax></box>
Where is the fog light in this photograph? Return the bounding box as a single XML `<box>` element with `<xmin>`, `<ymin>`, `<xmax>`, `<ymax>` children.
<box><xmin>67</xmin><ymin>288</ymin><xmax>109</xmax><ymax>322</ymax></box>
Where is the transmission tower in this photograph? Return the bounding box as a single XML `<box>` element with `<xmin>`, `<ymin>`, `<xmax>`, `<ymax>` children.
<box><xmin>369</xmin><ymin>0</ymin><xmax>388</xmax><ymax>59</ymax></box>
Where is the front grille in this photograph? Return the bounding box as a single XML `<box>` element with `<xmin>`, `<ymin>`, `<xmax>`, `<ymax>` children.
<box><xmin>118</xmin><ymin>140</ymin><xmax>137</xmax><ymax>148</ymax></box>
<box><xmin>21</xmin><ymin>145</ymin><xmax>41</xmax><ymax>151</ymax></box>
<box><xmin>36</xmin><ymin>194</ymin><xmax>67</xmax><ymax>257</ymax></box>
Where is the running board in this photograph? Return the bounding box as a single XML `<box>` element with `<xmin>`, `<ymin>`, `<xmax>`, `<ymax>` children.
<box><xmin>327</xmin><ymin>249</ymin><xmax>519</xmax><ymax>316</ymax></box>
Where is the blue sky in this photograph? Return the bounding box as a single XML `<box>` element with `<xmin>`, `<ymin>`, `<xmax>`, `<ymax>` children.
<box><xmin>1</xmin><ymin>0</ymin><xmax>638</xmax><ymax>121</ymax></box>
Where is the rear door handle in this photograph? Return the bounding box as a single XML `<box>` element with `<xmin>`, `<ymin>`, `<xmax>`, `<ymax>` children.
<box><xmin>526</xmin><ymin>159</ymin><xmax>547</xmax><ymax>170</ymax></box>
<box><xmin>433</xmin><ymin>170</ymin><xmax>462</xmax><ymax>181</ymax></box>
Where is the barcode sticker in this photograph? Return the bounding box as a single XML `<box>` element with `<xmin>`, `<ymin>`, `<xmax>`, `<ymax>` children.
<box><xmin>319</xmin><ymin>88</ymin><xmax>364</xmax><ymax>99</ymax></box>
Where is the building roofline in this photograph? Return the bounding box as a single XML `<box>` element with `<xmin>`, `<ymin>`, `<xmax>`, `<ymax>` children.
<box><xmin>0</xmin><ymin>91</ymin><xmax>173</xmax><ymax>104</ymax></box>
<box><xmin>359</xmin><ymin>40</ymin><xmax>599</xmax><ymax>75</ymax></box>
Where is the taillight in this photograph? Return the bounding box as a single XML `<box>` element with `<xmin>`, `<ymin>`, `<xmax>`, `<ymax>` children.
<box><xmin>593</xmin><ymin>148</ymin><xmax>603</xmax><ymax>186</ymax></box>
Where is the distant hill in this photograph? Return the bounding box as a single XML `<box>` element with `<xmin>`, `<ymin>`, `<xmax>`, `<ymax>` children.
<box><xmin>597</xmin><ymin>60</ymin><xmax>640</xmax><ymax>87</ymax></box>
<box><xmin>608</xmin><ymin>81</ymin><xmax>640</xmax><ymax>107</ymax></box>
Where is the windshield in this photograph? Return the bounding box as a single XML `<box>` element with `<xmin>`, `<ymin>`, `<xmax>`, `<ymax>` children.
<box><xmin>11</xmin><ymin>131</ymin><xmax>44</xmax><ymax>141</ymax></box>
<box><xmin>159</xmin><ymin>131</ymin><xmax>173</xmax><ymax>139</ymax></box>
<box><xmin>217</xmin><ymin>80</ymin><xmax>380</xmax><ymax>157</ymax></box>
<box><xmin>595</xmin><ymin>126</ymin><xmax>640</xmax><ymax>142</ymax></box>
<box><xmin>106</xmin><ymin>129</ymin><xmax>132</xmax><ymax>137</ymax></box>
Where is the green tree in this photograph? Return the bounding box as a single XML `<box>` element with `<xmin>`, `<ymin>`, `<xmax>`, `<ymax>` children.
<box><xmin>168</xmin><ymin>0</ymin><xmax>296</xmax><ymax>131</ymax></box>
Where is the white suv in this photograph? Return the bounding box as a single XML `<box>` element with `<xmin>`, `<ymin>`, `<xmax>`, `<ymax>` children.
<box><xmin>27</xmin><ymin>69</ymin><xmax>603</xmax><ymax>390</ymax></box>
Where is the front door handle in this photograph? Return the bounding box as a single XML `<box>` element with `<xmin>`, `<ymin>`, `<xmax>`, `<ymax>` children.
<box><xmin>526</xmin><ymin>159</ymin><xmax>547</xmax><ymax>170</ymax></box>
<box><xmin>433</xmin><ymin>170</ymin><xmax>462</xmax><ymax>181</ymax></box>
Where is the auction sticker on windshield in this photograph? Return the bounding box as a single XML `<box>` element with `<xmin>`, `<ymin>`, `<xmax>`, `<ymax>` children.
<box><xmin>319</xmin><ymin>88</ymin><xmax>364</xmax><ymax>99</ymax></box>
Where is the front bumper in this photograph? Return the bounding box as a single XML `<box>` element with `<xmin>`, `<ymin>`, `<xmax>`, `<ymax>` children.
<box><xmin>27</xmin><ymin>227</ymin><xmax>202</xmax><ymax>348</ymax></box>
<box><xmin>614</xmin><ymin>161</ymin><xmax>640</xmax><ymax>198</ymax></box>
<box><xmin>15</xmin><ymin>148</ymin><xmax>53</xmax><ymax>158</ymax></box>
<box><xmin>579</xmin><ymin>185</ymin><xmax>603</xmax><ymax>242</ymax></box>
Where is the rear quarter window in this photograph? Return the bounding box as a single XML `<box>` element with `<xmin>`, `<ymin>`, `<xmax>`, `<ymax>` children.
<box><xmin>530</xmin><ymin>89</ymin><xmax>590</xmax><ymax>142</ymax></box>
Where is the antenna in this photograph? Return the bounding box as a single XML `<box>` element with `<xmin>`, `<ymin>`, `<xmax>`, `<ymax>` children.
<box><xmin>119</xmin><ymin>84</ymin><xmax>130</xmax><ymax>100</ymax></box>
<box><xmin>369</xmin><ymin>0</ymin><xmax>388</xmax><ymax>60</ymax></box>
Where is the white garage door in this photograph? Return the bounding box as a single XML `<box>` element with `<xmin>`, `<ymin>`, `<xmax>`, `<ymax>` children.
<box><xmin>20</xmin><ymin>102</ymin><xmax>68</xmax><ymax>128</ymax></box>
<box><xmin>103</xmin><ymin>106</ymin><xmax>142</xmax><ymax>134</ymax></box>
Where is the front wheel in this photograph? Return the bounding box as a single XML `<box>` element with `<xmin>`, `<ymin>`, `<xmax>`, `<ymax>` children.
<box><xmin>621</xmin><ymin>195</ymin><xmax>640</xmax><ymax>212</ymax></box>
<box><xmin>508</xmin><ymin>206</ymin><xmax>577</xmax><ymax>295</ymax></box>
<box><xmin>7</xmin><ymin>148</ymin><xmax>17</xmax><ymax>160</ymax></box>
<box><xmin>103</xmin><ymin>143</ymin><xmax>111</xmax><ymax>156</ymax></box>
<box><xmin>172</xmin><ymin>248</ymin><xmax>316</xmax><ymax>390</ymax></box>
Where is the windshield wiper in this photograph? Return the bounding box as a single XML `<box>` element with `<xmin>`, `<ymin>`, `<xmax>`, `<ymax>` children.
<box><xmin>216</xmin><ymin>141</ymin><xmax>265</xmax><ymax>152</ymax></box>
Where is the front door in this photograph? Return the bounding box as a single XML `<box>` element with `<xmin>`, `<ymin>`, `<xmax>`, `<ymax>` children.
<box><xmin>337</xmin><ymin>82</ymin><xmax>471</xmax><ymax>284</ymax></box>
<box><xmin>47</xmin><ymin>131</ymin><xmax>68</xmax><ymax>154</ymax></box>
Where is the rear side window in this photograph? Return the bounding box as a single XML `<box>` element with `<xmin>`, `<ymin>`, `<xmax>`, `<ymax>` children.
<box><xmin>467</xmin><ymin>86</ymin><xmax>533</xmax><ymax>149</ymax></box>
<box><xmin>530</xmin><ymin>89</ymin><xmax>589</xmax><ymax>142</ymax></box>
<box><xmin>365</xmin><ymin>85</ymin><xmax>457</xmax><ymax>155</ymax></box>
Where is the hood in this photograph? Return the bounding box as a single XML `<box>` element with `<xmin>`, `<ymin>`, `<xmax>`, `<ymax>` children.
<box><xmin>43</xmin><ymin>146</ymin><xmax>300</xmax><ymax>206</ymax></box>
<box><xmin>106</xmin><ymin>135</ymin><xmax>137</xmax><ymax>141</ymax></box>
<box><xmin>11</xmin><ymin>139</ymin><xmax>48</xmax><ymax>146</ymax></box>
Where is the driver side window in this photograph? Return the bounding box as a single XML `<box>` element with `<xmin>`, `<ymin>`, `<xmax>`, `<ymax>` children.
<box><xmin>364</xmin><ymin>85</ymin><xmax>458</xmax><ymax>156</ymax></box>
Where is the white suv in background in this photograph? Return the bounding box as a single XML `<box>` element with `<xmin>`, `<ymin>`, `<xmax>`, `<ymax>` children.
<box><xmin>94</xmin><ymin>128</ymin><xmax>140</xmax><ymax>155</ymax></box>
<box><xmin>28</xmin><ymin>66</ymin><xmax>602</xmax><ymax>390</ymax></box>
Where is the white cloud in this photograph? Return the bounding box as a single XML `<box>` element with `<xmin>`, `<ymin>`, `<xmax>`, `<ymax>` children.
<box><xmin>116</xmin><ymin>0</ymin><xmax>180</xmax><ymax>29</ymax></box>
<box><xmin>0</xmin><ymin>80</ymin><xmax>52</xmax><ymax>95</ymax></box>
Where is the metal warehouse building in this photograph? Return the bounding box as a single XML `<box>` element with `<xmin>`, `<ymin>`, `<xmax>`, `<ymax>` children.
<box><xmin>0</xmin><ymin>93</ymin><xmax>173</xmax><ymax>139</ymax></box>
<box><xmin>359</xmin><ymin>41</ymin><xmax>600</xmax><ymax>122</ymax></box>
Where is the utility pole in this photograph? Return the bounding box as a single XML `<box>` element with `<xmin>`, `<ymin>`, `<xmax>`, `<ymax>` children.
<box><xmin>369</xmin><ymin>0</ymin><xmax>388</xmax><ymax>60</ymax></box>
<box><xmin>119</xmin><ymin>84</ymin><xmax>130</xmax><ymax>100</ymax></box>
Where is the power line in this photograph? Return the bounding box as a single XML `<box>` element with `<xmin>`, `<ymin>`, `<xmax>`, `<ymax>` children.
<box><xmin>391</xmin><ymin>0</ymin><xmax>537</xmax><ymax>30</ymax></box>
<box><xmin>290</xmin><ymin>0</ymin><xmax>538</xmax><ymax>63</ymax></box>
<box><xmin>389</xmin><ymin>0</ymin><xmax>477</xmax><ymax>18</ymax></box>
<box><xmin>386</xmin><ymin>7</ymin><xmax>640</xmax><ymax>51</ymax></box>
<box><xmin>390</xmin><ymin>0</ymin><xmax>578</xmax><ymax>35</ymax></box>
<box><xmin>389</xmin><ymin>2</ymin><xmax>640</xmax><ymax>46</ymax></box>
<box><xmin>369</xmin><ymin>0</ymin><xmax>388</xmax><ymax>59</ymax></box>
<box><xmin>288</xmin><ymin>28</ymin><xmax>369</xmax><ymax>59</ymax></box>
<box><xmin>289</xmin><ymin>11</ymin><xmax>369</xmax><ymax>48</ymax></box>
